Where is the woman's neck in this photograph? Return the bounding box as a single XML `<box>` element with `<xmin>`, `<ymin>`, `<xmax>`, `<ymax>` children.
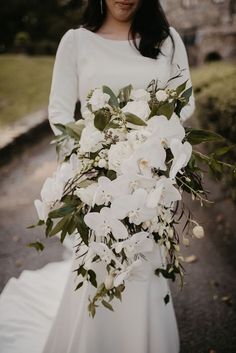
<box><xmin>97</xmin><ymin>16</ymin><xmax>131</xmax><ymax>39</ymax></box>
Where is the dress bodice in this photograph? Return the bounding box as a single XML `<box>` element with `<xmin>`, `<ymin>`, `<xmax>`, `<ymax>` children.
<box><xmin>48</xmin><ymin>26</ymin><xmax>195</xmax><ymax>135</ymax></box>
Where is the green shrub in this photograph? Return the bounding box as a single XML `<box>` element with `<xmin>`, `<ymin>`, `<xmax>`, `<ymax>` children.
<box><xmin>193</xmin><ymin>62</ymin><xmax>236</xmax><ymax>201</ymax></box>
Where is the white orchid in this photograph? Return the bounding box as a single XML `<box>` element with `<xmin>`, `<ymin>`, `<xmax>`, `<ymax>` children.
<box><xmin>113</xmin><ymin>231</ymin><xmax>154</xmax><ymax>257</ymax></box>
<box><xmin>34</xmin><ymin>176</ymin><xmax>64</xmax><ymax>221</ymax></box>
<box><xmin>127</xmin><ymin>129</ymin><xmax>151</xmax><ymax>150</ymax></box>
<box><xmin>84</xmin><ymin>207</ymin><xmax>128</xmax><ymax>239</ymax></box>
<box><xmin>89</xmin><ymin>242</ymin><xmax>118</xmax><ymax>265</ymax></box>
<box><xmin>88</xmin><ymin>88</ymin><xmax>110</xmax><ymax>112</ymax></box>
<box><xmin>147</xmin><ymin>115</ymin><xmax>185</xmax><ymax>147</ymax></box>
<box><xmin>79</xmin><ymin>122</ymin><xmax>104</xmax><ymax>153</ymax></box>
<box><xmin>169</xmin><ymin>138</ymin><xmax>192</xmax><ymax>179</ymax></box>
<box><xmin>75</xmin><ymin>182</ymin><xmax>98</xmax><ymax>206</ymax></box>
<box><xmin>121</xmin><ymin>138</ymin><xmax>166</xmax><ymax>176</ymax></box>
<box><xmin>111</xmin><ymin>188</ymin><xmax>156</xmax><ymax>225</ymax></box>
<box><xmin>114</xmin><ymin>259</ymin><xmax>146</xmax><ymax>287</ymax></box>
<box><xmin>146</xmin><ymin>176</ymin><xmax>182</xmax><ymax>208</ymax></box>
<box><xmin>94</xmin><ymin>176</ymin><xmax>128</xmax><ymax>206</ymax></box>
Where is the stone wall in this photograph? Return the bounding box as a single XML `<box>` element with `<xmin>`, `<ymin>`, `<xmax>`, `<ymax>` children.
<box><xmin>161</xmin><ymin>0</ymin><xmax>236</xmax><ymax>65</ymax></box>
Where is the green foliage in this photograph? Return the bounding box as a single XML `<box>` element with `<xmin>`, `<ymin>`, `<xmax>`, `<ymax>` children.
<box><xmin>193</xmin><ymin>62</ymin><xmax>236</xmax><ymax>201</ymax></box>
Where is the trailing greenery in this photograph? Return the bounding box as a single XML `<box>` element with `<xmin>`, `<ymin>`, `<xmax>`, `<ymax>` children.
<box><xmin>192</xmin><ymin>62</ymin><xmax>236</xmax><ymax>201</ymax></box>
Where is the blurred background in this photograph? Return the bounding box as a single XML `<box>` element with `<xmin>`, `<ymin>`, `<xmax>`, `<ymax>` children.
<box><xmin>0</xmin><ymin>1</ymin><xmax>236</xmax><ymax>353</ymax></box>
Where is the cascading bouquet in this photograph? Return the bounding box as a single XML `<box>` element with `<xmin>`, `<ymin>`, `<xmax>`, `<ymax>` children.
<box><xmin>28</xmin><ymin>77</ymin><xmax>235</xmax><ymax>317</ymax></box>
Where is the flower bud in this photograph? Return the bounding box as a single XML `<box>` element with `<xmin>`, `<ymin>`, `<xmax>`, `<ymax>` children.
<box><xmin>193</xmin><ymin>225</ymin><xmax>204</xmax><ymax>239</ymax></box>
<box><xmin>98</xmin><ymin>158</ymin><xmax>107</xmax><ymax>168</ymax></box>
<box><xmin>104</xmin><ymin>274</ymin><xmax>114</xmax><ymax>290</ymax></box>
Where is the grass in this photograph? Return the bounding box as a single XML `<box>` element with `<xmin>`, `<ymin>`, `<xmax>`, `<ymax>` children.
<box><xmin>0</xmin><ymin>54</ymin><xmax>54</xmax><ymax>127</ymax></box>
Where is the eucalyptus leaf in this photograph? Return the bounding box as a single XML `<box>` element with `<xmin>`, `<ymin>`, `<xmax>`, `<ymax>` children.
<box><xmin>103</xmin><ymin>85</ymin><xmax>119</xmax><ymax>107</ymax></box>
<box><xmin>65</xmin><ymin>121</ymin><xmax>85</xmax><ymax>139</ymax></box>
<box><xmin>53</xmin><ymin>123</ymin><xmax>66</xmax><ymax>133</ymax></box>
<box><xmin>94</xmin><ymin>111</ymin><xmax>111</xmax><ymax>131</ymax></box>
<box><xmin>157</xmin><ymin>101</ymin><xmax>175</xmax><ymax>119</ymax></box>
<box><xmin>118</xmin><ymin>84</ymin><xmax>133</xmax><ymax>103</ymax></box>
<box><xmin>125</xmin><ymin>113</ymin><xmax>147</xmax><ymax>126</ymax></box>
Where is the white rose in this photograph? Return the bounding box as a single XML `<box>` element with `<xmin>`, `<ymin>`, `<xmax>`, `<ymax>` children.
<box><xmin>88</xmin><ymin>88</ymin><xmax>110</xmax><ymax>111</ymax></box>
<box><xmin>122</xmin><ymin>101</ymin><xmax>151</xmax><ymax>121</ymax></box>
<box><xmin>130</xmin><ymin>89</ymin><xmax>151</xmax><ymax>102</ymax></box>
<box><xmin>108</xmin><ymin>141</ymin><xmax>133</xmax><ymax>174</ymax></box>
<box><xmin>156</xmin><ymin>89</ymin><xmax>169</xmax><ymax>102</ymax></box>
<box><xmin>75</xmin><ymin>183</ymin><xmax>98</xmax><ymax>206</ymax></box>
<box><xmin>193</xmin><ymin>225</ymin><xmax>204</xmax><ymax>239</ymax></box>
<box><xmin>79</xmin><ymin>123</ymin><xmax>104</xmax><ymax>153</ymax></box>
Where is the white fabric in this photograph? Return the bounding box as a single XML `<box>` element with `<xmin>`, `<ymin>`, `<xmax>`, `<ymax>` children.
<box><xmin>0</xmin><ymin>26</ymin><xmax>195</xmax><ymax>353</ymax></box>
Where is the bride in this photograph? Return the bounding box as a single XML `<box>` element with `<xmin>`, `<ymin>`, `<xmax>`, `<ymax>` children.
<box><xmin>0</xmin><ymin>1</ymin><xmax>195</xmax><ymax>352</ymax></box>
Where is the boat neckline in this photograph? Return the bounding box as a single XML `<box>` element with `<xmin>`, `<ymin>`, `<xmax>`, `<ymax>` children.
<box><xmin>80</xmin><ymin>27</ymin><xmax>140</xmax><ymax>43</ymax></box>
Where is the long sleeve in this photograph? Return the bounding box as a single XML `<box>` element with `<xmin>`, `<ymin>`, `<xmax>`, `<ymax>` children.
<box><xmin>167</xmin><ymin>27</ymin><xmax>195</xmax><ymax>122</ymax></box>
<box><xmin>48</xmin><ymin>29</ymin><xmax>78</xmax><ymax>136</ymax></box>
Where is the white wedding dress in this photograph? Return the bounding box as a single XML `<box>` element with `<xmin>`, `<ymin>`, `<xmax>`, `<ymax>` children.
<box><xmin>0</xmin><ymin>26</ymin><xmax>195</xmax><ymax>353</ymax></box>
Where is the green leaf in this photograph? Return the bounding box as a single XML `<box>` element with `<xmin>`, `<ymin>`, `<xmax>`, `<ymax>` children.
<box><xmin>94</xmin><ymin>110</ymin><xmax>111</xmax><ymax>131</ymax></box>
<box><xmin>101</xmin><ymin>300</ymin><xmax>114</xmax><ymax>312</ymax></box>
<box><xmin>88</xmin><ymin>269</ymin><xmax>97</xmax><ymax>288</ymax></box>
<box><xmin>88</xmin><ymin>302</ymin><xmax>96</xmax><ymax>318</ymax></box>
<box><xmin>26</xmin><ymin>219</ymin><xmax>44</xmax><ymax>229</ymax></box>
<box><xmin>214</xmin><ymin>144</ymin><xmax>236</xmax><ymax>157</ymax></box>
<box><xmin>48</xmin><ymin>204</ymin><xmax>76</xmax><ymax>218</ymax></box>
<box><xmin>75</xmin><ymin>214</ymin><xmax>89</xmax><ymax>246</ymax></box>
<box><xmin>49</xmin><ymin>215</ymin><xmax>70</xmax><ymax>237</ymax></box>
<box><xmin>27</xmin><ymin>241</ymin><xmax>44</xmax><ymax>252</ymax></box>
<box><xmin>125</xmin><ymin>113</ymin><xmax>147</xmax><ymax>126</ymax></box>
<box><xmin>106</xmin><ymin>170</ymin><xmax>117</xmax><ymax>181</ymax></box>
<box><xmin>164</xmin><ymin>293</ymin><xmax>170</xmax><ymax>305</ymax></box>
<box><xmin>53</xmin><ymin>123</ymin><xmax>66</xmax><ymax>133</ymax></box>
<box><xmin>157</xmin><ymin>101</ymin><xmax>175</xmax><ymax>119</ymax></box>
<box><xmin>104</xmin><ymin>121</ymin><xmax>121</xmax><ymax>130</ymax></box>
<box><xmin>65</xmin><ymin>121</ymin><xmax>85</xmax><ymax>139</ymax></box>
<box><xmin>75</xmin><ymin>281</ymin><xmax>84</xmax><ymax>290</ymax></box>
<box><xmin>118</xmin><ymin>84</ymin><xmax>133</xmax><ymax>103</ymax></box>
<box><xmin>176</xmin><ymin>80</ymin><xmax>188</xmax><ymax>96</ymax></box>
<box><xmin>103</xmin><ymin>85</ymin><xmax>119</xmax><ymax>107</ymax></box>
<box><xmin>46</xmin><ymin>218</ymin><xmax>53</xmax><ymax>237</ymax></box>
<box><xmin>185</xmin><ymin>128</ymin><xmax>225</xmax><ymax>145</ymax></box>
<box><xmin>182</xmin><ymin>86</ymin><xmax>193</xmax><ymax>101</ymax></box>
<box><xmin>61</xmin><ymin>195</ymin><xmax>80</xmax><ymax>206</ymax></box>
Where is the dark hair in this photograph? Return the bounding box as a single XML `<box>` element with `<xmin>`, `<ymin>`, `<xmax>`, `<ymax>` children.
<box><xmin>80</xmin><ymin>0</ymin><xmax>174</xmax><ymax>60</ymax></box>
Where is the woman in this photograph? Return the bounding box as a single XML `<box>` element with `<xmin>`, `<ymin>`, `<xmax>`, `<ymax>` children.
<box><xmin>0</xmin><ymin>1</ymin><xmax>195</xmax><ymax>352</ymax></box>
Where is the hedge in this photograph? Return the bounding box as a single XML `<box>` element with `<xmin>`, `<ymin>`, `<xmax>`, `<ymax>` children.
<box><xmin>192</xmin><ymin>62</ymin><xmax>236</xmax><ymax>201</ymax></box>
